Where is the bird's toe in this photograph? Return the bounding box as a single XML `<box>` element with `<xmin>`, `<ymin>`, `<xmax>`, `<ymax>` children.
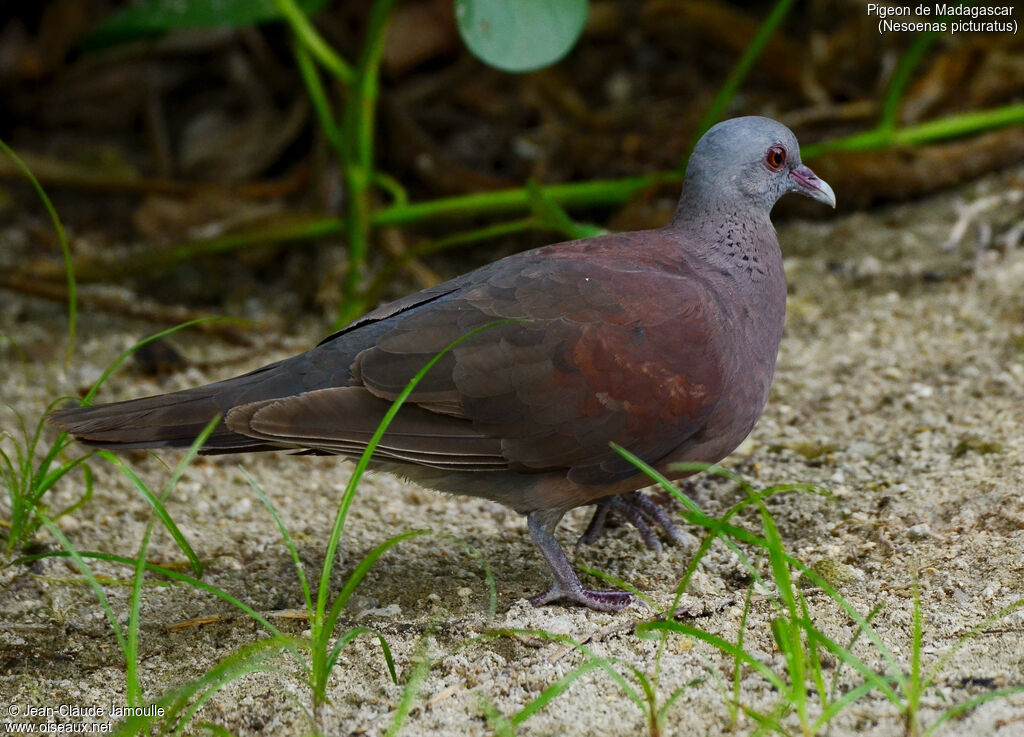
<box><xmin>529</xmin><ymin>585</ymin><xmax>632</xmax><ymax>612</ymax></box>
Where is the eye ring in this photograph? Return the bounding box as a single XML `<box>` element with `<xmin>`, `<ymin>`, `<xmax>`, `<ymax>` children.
<box><xmin>765</xmin><ymin>145</ymin><xmax>787</xmax><ymax>171</ymax></box>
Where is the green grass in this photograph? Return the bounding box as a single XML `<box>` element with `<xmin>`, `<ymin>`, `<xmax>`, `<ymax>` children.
<box><xmin>20</xmin><ymin>436</ymin><xmax>1023</xmax><ymax>735</ymax></box>
<box><xmin>690</xmin><ymin>0</ymin><xmax>798</xmax><ymax>150</ymax></box>
<box><xmin>1</xmin><ymin>398</ymin><xmax>95</xmax><ymax>555</ymax></box>
<box><xmin>0</xmin><ymin>136</ymin><xmax>85</xmax><ymax>553</ymax></box>
<box><xmin>9</xmin><ymin>348</ymin><xmax>1024</xmax><ymax>735</ymax></box>
<box><xmin>471</xmin><ymin>449</ymin><xmax>1024</xmax><ymax>737</ymax></box>
<box><xmin>0</xmin><ymin>133</ymin><xmax>225</xmax><ymax>557</ymax></box>
<box><xmin>6</xmin><ymin>303</ymin><xmax>1022</xmax><ymax>734</ymax></box>
<box><xmin>0</xmin><ymin>317</ymin><xmax>228</xmax><ymax>556</ymax></box>
<box><xmin>402</xmin><ymin>444</ymin><xmax>1024</xmax><ymax>737</ymax></box>
<box><xmin>14</xmin><ymin>323</ymin><xmax>508</xmax><ymax>735</ymax></box>
<box><xmin>0</xmin><ymin>140</ymin><xmax>76</xmax><ymax>365</ymax></box>
<box><xmin>59</xmin><ymin>0</ymin><xmax>1024</xmax><ymax>324</ymax></box>
<box><xmin>0</xmin><ymin>133</ymin><xmax>242</xmax><ymax>557</ymax></box>
<box><xmin>4</xmin><ymin>3</ymin><xmax>1024</xmax><ymax>733</ymax></box>
<box><xmin>470</xmin><ymin>626</ymin><xmax>701</xmax><ymax>737</ymax></box>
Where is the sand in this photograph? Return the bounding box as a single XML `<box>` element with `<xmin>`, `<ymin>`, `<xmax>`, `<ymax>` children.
<box><xmin>2</xmin><ymin>166</ymin><xmax>1023</xmax><ymax>736</ymax></box>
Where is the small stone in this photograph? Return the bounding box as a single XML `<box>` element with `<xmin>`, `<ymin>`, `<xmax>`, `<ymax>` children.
<box><xmin>226</xmin><ymin>497</ymin><xmax>252</xmax><ymax>518</ymax></box>
<box><xmin>605</xmin><ymin>69</ymin><xmax>633</xmax><ymax>106</ymax></box>
<box><xmin>345</xmin><ymin>594</ymin><xmax>378</xmax><ymax>614</ymax></box>
<box><xmin>356</xmin><ymin>603</ymin><xmax>402</xmax><ymax>620</ymax></box>
<box><xmin>910</xmin><ymin>382</ymin><xmax>934</xmax><ymax>399</ymax></box>
<box><xmin>952</xmin><ymin>436</ymin><xmax>1004</xmax><ymax>458</ymax></box>
<box><xmin>56</xmin><ymin>513</ymin><xmax>81</xmax><ymax>532</ymax></box>
<box><xmin>747</xmin><ymin>649</ymin><xmax>772</xmax><ymax>665</ymax></box>
<box><xmin>856</xmin><ymin>255</ymin><xmax>883</xmax><ymax>276</ymax></box>
<box><xmin>908</xmin><ymin>523</ymin><xmax>932</xmax><ymax>540</ymax></box>
<box><xmin>799</xmin><ymin>558</ymin><xmax>863</xmax><ymax>589</ymax></box>
<box><xmin>847</xmin><ymin>441</ymin><xmax>877</xmax><ymax>458</ymax></box>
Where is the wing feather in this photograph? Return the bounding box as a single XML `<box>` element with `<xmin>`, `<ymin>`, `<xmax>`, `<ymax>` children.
<box><xmin>208</xmin><ymin>232</ymin><xmax>733</xmax><ymax>483</ymax></box>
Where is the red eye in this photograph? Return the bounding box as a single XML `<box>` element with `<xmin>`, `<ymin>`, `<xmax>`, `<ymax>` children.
<box><xmin>765</xmin><ymin>145</ymin><xmax>787</xmax><ymax>170</ymax></box>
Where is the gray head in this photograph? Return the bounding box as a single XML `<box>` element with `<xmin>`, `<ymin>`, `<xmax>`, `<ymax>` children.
<box><xmin>678</xmin><ymin>116</ymin><xmax>835</xmax><ymax>218</ymax></box>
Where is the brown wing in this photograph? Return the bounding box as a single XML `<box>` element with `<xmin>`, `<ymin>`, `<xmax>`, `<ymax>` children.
<box><xmin>229</xmin><ymin>232</ymin><xmax>728</xmax><ymax>485</ymax></box>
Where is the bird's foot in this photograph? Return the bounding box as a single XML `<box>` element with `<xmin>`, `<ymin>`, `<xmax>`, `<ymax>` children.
<box><xmin>577</xmin><ymin>491</ymin><xmax>693</xmax><ymax>552</ymax></box>
<box><xmin>529</xmin><ymin>584</ymin><xmax>631</xmax><ymax>612</ymax></box>
<box><xmin>527</xmin><ymin>509</ymin><xmax>632</xmax><ymax>612</ymax></box>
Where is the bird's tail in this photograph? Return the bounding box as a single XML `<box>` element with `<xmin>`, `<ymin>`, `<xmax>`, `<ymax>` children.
<box><xmin>48</xmin><ymin>358</ymin><xmax>299</xmax><ymax>453</ymax></box>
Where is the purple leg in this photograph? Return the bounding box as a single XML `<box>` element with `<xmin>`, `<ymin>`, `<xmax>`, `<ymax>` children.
<box><xmin>527</xmin><ymin>509</ymin><xmax>631</xmax><ymax>612</ymax></box>
<box><xmin>577</xmin><ymin>491</ymin><xmax>693</xmax><ymax>552</ymax></box>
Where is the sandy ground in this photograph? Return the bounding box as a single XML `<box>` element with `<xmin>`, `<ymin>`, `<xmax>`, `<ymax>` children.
<box><xmin>2</xmin><ymin>167</ymin><xmax>1024</xmax><ymax>736</ymax></box>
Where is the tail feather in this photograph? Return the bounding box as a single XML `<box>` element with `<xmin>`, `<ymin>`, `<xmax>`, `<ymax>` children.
<box><xmin>48</xmin><ymin>357</ymin><xmax>305</xmax><ymax>452</ymax></box>
<box><xmin>49</xmin><ymin>389</ymin><xmax>257</xmax><ymax>450</ymax></box>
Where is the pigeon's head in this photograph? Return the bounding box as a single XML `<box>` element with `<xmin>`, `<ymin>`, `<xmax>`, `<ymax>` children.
<box><xmin>685</xmin><ymin>116</ymin><xmax>836</xmax><ymax>214</ymax></box>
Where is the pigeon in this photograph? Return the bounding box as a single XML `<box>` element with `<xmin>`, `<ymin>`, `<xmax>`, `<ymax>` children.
<box><xmin>50</xmin><ymin>116</ymin><xmax>835</xmax><ymax>611</ymax></box>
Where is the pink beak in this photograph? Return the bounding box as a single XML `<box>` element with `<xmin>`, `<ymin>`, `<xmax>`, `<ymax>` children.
<box><xmin>789</xmin><ymin>164</ymin><xmax>836</xmax><ymax>208</ymax></box>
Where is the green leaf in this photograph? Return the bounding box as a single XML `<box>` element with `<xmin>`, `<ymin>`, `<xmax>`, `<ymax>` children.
<box><xmin>455</xmin><ymin>0</ymin><xmax>588</xmax><ymax>73</ymax></box>
<box><xmin>86</xmin><ymin>0</ymin><xmax>333</xmax><ymax>49</ymax></box>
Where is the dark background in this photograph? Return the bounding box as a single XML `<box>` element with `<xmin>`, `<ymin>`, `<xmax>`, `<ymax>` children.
<box><xmin>1</xmin><ymin>0</ymin><xmax>1022</xmax><ymax>327</ymax></box>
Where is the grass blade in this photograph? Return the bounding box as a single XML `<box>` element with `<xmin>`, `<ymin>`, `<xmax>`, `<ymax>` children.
<box><xmin>690</xmin><ymin>0</ymin><xmax>798</xmax><ymax>150</ymax></box>
<box><xmin>35</xmin><ymin>516</ymin><xmax>128</xmax><ymax>657</ymax></box>
<box><xmin>0</xmin><ymin>139</ymin><xmax>76</xmax><ymax>365</ymax></box>
<box><xmin>313</xmin><ymin>320</ymin><xmax>521</xmax><ymax>645</ymax></box>
<box><xmin>476</xmin><ymin>628</ymin><xmax>645</xmax><ymax>708</ymax></box>
<box><xmin>510</xmin><ymin>660</ymin><xmax>601</xmax><ymax>726</ymax></box>
<box><xmin>80</xmin><ymin>318</ymin><xmax>231</xmax><ymax>407</ymax></box>
<box><xmin>125</xmin><ymin>416</ymin><xmax>221</xmax><ymax>705</ymax></box>
<box><xmin>325</xmin><ymin>626</ymin><xmax>398</xmax><ymax>684</ymax></box>
<box><xmin>880</xmin><ymin>31</ymin><xmax>939</xmax><ymax>130</ymax></box>
<box><xmin>479</xmin><ymin>695</ymin><xmax>517</xmax><ymax>737</ymax></box>
<box><xmin>657</xmin><ymin>678</ymin><xmax>703</xmax><ymax>724</ymax></box>
<box><xmin>275</xmin><ymin>0</ymin><xmax>353</xmax><ymax>83</ymax></box>
<box><xmin>926</xmin><ymin>598</ymin><xmax>1024</xmax><ymax>683</ymax></box>
<box><xmin>97</xmin><ymin>451</ymin><xmax>203</xmax><ymax>577</ymax></box>
<box><xmin>15</xmin><ymin>549</ymin><xmax>307</xmax><ymax>672</ymax></box>
<box><xmin>638</xmin><ymin>620</ymin><xmax>788</xmax><ymax>694</ymax></box>
<box><xmin>322</xmin><ymin>529</ymin><xmax>432</xmax><ymax>649</ymax></box>
<box><xmin>110</xmin><ymin>638</ymin><xmax>296</xmax><ymax>736</ymax></box>
<box><xmin>242</xmin><ymin>467</ymin><xmax>314</xmax><ymax>616</ymax></box>
<box><xmin>383</xmin><ymin>624</ymin><xmax>433</xmax><ymax>737</ymax></box>
<box><xmin>922</xmin><ymin>685</ymin><xmax>1024</xmax><ymax>737</ymax></box>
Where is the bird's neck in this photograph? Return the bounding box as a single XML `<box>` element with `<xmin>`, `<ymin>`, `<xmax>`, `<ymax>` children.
<box><xmin>668</xmin><ymin>192</ymin><xmax>788</xmax><ymax>428</ymax></box>
<box><xmin>669</xmin><ymin>192</ymin><xmax>780</xmax><ymax>281</ymax></box>
<box><xmin>666</xmin><ymin>194</ymin><xmax>787</xmax><ymax>350</ymax></box>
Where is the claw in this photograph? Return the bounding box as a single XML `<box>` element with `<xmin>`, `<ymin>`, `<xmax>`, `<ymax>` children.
<box><xmin>529</xmin><ymin>585</ymin><xmax>631</xmax><ymax>612</ymax></box>
<box><xmin>577</xmin><ymin>491</ymin><xmax>693</xmax><ymax>550</ymax></box>
<box><xmin>527</xmin><ymin>509</ymin><xmax>632</xmax><ymax>612</ymax></box>
<box><xmin>576</xmin><ymin>501</ymin><xmax>611</xmax><ymax>549</ymax></box>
